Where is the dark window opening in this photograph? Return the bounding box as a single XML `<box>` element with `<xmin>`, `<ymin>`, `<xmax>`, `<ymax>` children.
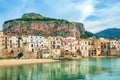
<box><xmin>31</xmin><ymin>44</ymin><xmax>33</xmax><ymax>47</ymax></box>
<box><xmin>32</xmin><ymin>49</ymin><xmax>34</xmax><ymax>52</ymax></box>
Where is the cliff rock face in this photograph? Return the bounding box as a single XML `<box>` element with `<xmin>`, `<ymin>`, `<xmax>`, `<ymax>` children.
<box><xmin>3</xmin><ymin>13</ymin><xmax>85</xmax><ymax>38</ymax></box>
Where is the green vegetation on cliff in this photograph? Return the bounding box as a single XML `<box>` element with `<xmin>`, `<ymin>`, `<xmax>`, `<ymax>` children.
<box><xmin>4</xmin><ymin>13</ymin><xmax>70</xmax><ymax>25</ymax></box>
<box><xmin>80</xmin><ymin>31</ymin><xmax>98</xmax><ymax>39</ymax></box>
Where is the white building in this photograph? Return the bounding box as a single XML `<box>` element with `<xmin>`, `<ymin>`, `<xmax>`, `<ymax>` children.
<box><xmin>79</xmin><ymin>39</ymin><xmax>92</xmax><ymax>57</ymax></box>
<box><xmin>22</xmin><ymin>36</ymin><xmax>46</xmax><ymax>52</ymax></box>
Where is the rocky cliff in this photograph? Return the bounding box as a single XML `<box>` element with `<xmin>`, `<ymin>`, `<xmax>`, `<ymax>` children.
<box><xmin>3</xmin><ymin>13</ymin><xmax>86</xmax><ymax>38</ymax></box>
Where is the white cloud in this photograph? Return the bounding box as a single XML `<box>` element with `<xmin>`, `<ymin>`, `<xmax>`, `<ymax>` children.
<box><xmin>84</xmin><ymin>2</ymin><xmax>120</xmax><ymax>33</ymax></box>
<box><xmin>75</xmin><ymin>0</ymin><xmax>96</xmax><ymax>22</ymax></box>
<box><xmin>46</xmin><ymin>0</ymin><xmax>97</xmax><ymax>22</ymax></box>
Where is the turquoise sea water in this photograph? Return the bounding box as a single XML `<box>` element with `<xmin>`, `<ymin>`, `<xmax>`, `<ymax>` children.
<box><xmin>0</xmin><ymin>58</ymin><xmax>120</xmax><ymax>80</ymax></box>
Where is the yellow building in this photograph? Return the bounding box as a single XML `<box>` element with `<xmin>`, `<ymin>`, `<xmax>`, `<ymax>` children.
<box><xmin>93</xmin><ymin>40</ymin><xmax>101</xmax><ymax>56</ymax></box>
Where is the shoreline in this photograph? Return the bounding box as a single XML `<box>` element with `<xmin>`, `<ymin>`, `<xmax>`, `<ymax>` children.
<box><xmin>89</xmin><ymin>56</ymin><xmax>120</xmax><ymax>58</ymax></box>
<box><xmin>0</xmin><ymin>59</ymin><xmax>60</xmax><ymax>66</ymax></box>
<box><xmin>0</xmin><ymin>56</ymin><xmax>119</xmax><ymax>66</ymax></box>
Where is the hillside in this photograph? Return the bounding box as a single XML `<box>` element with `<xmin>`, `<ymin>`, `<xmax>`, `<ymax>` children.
<box><xmin>3</xmin><ymin>13</ymin><xmax>94</xmax><ymax>38</ymax></box>
<box><xmin>95</xmin><ymin>28</ymin><xmax>120</xmax><ymax>39</ymax></box>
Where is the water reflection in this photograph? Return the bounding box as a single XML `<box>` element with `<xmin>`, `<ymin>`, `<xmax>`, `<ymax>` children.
<box><xmin>0</xmin><ymin>58</ymin><xmax>120</xmax><ymax>80</ymax></box>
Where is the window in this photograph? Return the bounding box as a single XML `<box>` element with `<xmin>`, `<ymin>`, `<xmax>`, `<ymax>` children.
<box><xmin>10</xmin><ymin>40</ymin><xmax>12</xmax><ymax>43</ymax></box>
<box><xmin>53</xmin><ymin>45</ymin><xmax>55</xmax><ymax>48</ymax></box>
<box><xmin>53</xmin><ymin>41</ymin><xmax>55</xmax><ymax>44</ymax></box>
<box><xmin>57</xmin><ymin>42</ymin><xmax>60</xmax><ymax>44</ymax></box>
<box><xmin>11</xmin><ymin>50</ymin><xmax>14</xmax><ymax>53</ymax></box>
<box><xmin>81</xmin><ymin>47</ymin><xmax>83</xmax><ymax>50</ymax></box>
<box><xmin>32</xmin><ymin>49</ymin><xmax>34</xmax><ymax>52</ymax></box>
<box><xmin>23</xmin><ymin>43</ymin><xmax>26</xmax><ymax>46</ymax></box>
<box><xmin>85</xmin><ymin>42</ymin><xmax>87</xmax><ymax>44</ymax></box>
<box><xmin>57</xmin><ymin>46</ymin><xmax>60</xmax><ymax>49</ymax></box>
<box><xmin>75</xmin><ymin>47</ymin><xmax>77</xmax><ymax>49</ymax></box>
<box><xmin>31</xmin><ymin>44</ymin><xmax>33</xmax><ymax>47</ymax></box>
<box><xmin>85</xmin><ymin>47</ymin><xmax>87</xmax><ymax>50</ymax></box>
<box><xmin>18</xmin><ymin>40</ymin><xmax>20</xmax><ymax>43</ymax></box>
<box><xmin>65</xmin><ymin>43</ymin><xmax>66</xmax><ymax>45</ymax></box>
<box><xmin>51</xmin><ymin>42</ymin><xmax>52</xmax><ymax>44</ymax></box>
<box><xmin>89</xmin><ymin>42</ymin><xmax>90</xmax><ymax>45</ymax></box>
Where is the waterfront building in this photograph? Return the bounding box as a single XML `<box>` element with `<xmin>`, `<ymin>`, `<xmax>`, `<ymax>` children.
<box><xmin>0</xmin><ymin>31</ymin><xmax>4</xmax><ymax>56</ymax></box>
<box><xmin>78</xmin><ymin>39</ymin><xmax>93</xmax><ymax>57</ymax></box>
<box><xmin>1</xmin><ymin>35</ymin><xmax>9</xmax><ymax>51</ymax></box>
<box><xmin>5</xmin><ymin>35</ymin><xmax>23</xmax><ymax>57</ymax></box>
<box><xmin>110</xmin><ymin>40</ymin><xmax>120</xmax><ymax>56</ymax></box>
<box><xmin>0</xmin><ymin>34</ymin><xmax>23</xmax><ymax>57</ymax></box>
<box><xmin>62</xmin><ymin>37</ymin><xmax>79</xmax><ymax>57</ymax></box>
<box><xmin>62</xmin><ymin>37</ymin><xmax>78</xmax><ymax>51</ymax></box>
<box><xmin>22</xmin><ymin>36</ymin><xmax>46</xmax><ymax>52</ymax></box>
<box><xmin>46</xmin><ymin>36</ymin><xmax>63</xmax><ymax>59</ymax></box>
<box><xmin>92</xmin><ymin>40</ymin><xmax>101</xmax><ymax>56</ymax></box>
<box><xmin>47</xmin><ymin>36</ymin><xmax>63</xmax><ymax>49</ymax></box>
<box><xmin>21</xmin><ymin>36</ymin><xmax>47</xmax><ymax>58</ymax></box>
<box><xmin>1</xmin><ymin>31</ymin><xmax>120</xmax><ymax>59</ymax></box>
<box><xmin>100</xmin><ymin>39</ymin><xmax>110</xmax><ymax>56</ymax></box>
<box><xmin>37</xmin><ymin>49</ymin><xmax>50</xmax><ymax>59</ymax></box>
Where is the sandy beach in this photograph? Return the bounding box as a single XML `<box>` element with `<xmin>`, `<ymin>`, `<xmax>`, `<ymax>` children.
<box><xmin>0</xmin><ymin>59</ymin><xmax>60</xmax><ymax>66</ymax></box>
<box><xmin>0</xmin><ymin>56</ymin><xmax>119</xmax><ymax>66</ymax></box>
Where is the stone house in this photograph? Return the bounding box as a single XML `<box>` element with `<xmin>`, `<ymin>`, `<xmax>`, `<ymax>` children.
<box><xmin>62</xmin><ymin>37</ymin><xmax>82</xmax><ymax>58</ymax></box>
<box><xmin>110</xmin><ymin>40</ymin><xmax>120</xmax><ymax>56</ymax></box>
<box><xmin>100</xmin><ymin>39</ymin><xmax>110</xmax><ymax>56</ymax></box>
<box><xmin>0</xmin><ymin>34</ymin><xmax>23</xmax><ymax>58</ymax></box>
<box><xmin>22</xmin><ymin>36</ymin><xmax>46</xmax><ymax>52</ymax></box>
<box><xmin>47</xmin><ymin>36</ymin><xmax>63</xmax><ymax>49</ymax></box>
<box><xmin>0</xmin><ymin>31</ymin><xmax>4</xmax><ymax>56</ymax></box>
<box><xmin>20</xmin><ymin>36</ymin><xmax>47</xmax><ymax>58</ymax></box>
<box><xmin>92</xmin><ymin>40</ymin><xmax>101</xmax><ymax>56</ymax></box>
<box><xmin>78</xmin><ymin>39</ymin><xmax>93</xmax><ymax>57</ymax></box>
<box><xmin>37</xmin><ymin>49</ymin><xmax>50</xmax><ymax>59</ymax></box>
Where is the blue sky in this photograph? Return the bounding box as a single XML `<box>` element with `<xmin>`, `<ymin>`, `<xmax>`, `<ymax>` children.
<box><xmin>0</xmin><ymin>0</ymin><xmax>120</xmax><ymax>33</ymax></box>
